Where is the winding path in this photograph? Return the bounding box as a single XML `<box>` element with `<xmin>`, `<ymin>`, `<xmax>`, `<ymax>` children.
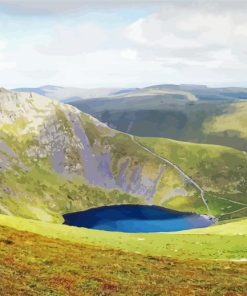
<box><xmin>217</xmin><ymin>197</ymin><xmax>247</xmax><ymax>207</ymax></box>
<box><xmin>129</xmin><ymin>134</ymin><xmax>211</xmax><ymax>213</ymax></box>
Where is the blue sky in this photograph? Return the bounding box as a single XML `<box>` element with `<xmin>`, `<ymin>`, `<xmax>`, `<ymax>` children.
<box><xmin>1</xmin><ymin>0</ymin><xmax>247</xmax><ymax>88</ymax></box>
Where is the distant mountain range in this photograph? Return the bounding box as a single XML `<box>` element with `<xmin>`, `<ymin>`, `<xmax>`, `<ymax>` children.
<box><xmin>14</xmin><ymin>84</ymin><xmax>247</xmax><ymax>103</ymax></box>
<box><xmin>13</xmin><ymin>85</ymin><xmax>137</xmax><ymax>102</ymax></box>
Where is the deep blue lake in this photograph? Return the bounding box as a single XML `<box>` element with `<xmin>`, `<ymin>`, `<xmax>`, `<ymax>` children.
<box><xmin>63</xmin><ymin>205</ymin><xmax>213</xmax><ymax>233</ymax></box>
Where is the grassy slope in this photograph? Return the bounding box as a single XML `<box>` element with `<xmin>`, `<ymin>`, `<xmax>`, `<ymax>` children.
<box><xmin>1</xmin><ymin>225</ymin><xmax>246</xmax><ymax>296</ymax></box>
<box><xmin>0</xmin><ymin>163</ymin><xmax>141</xmax><ymax>223</ymax></box>
<box><xmin>204</xmin><ymin>101</ymin><xmax>247</xmax><ymax>139</ymax></box>
<box><xmin>0</xmin><ymin>214</ymin><xmax>246</xmax><ymax>260</ymax></box>
<box><xmin>137</xmin><ymin>137</ymin><xmax>247</xmax><ymax>219</ymax></box>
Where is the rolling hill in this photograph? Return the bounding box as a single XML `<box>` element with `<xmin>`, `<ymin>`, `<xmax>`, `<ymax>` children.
<box><xmin>68</xmin><ymin>84</ymin><xmax>247</xmax><ymax>151</ymax></box>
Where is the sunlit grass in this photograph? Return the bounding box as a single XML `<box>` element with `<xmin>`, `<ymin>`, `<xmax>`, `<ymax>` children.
<box><xmin>0</xmin><ymin>214</ymin><xmax>246</xmax><ymax>260</ymax></box>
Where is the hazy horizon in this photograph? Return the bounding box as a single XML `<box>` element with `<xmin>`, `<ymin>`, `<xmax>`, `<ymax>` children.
<box><xmin>8</xmin><ymin>81</ymin><xmax>247</xmax><ymax>90</ymax></box>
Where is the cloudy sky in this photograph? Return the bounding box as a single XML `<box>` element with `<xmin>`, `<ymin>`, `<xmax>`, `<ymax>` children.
<box><xmin>1</xmin><ymin>0</ymin><xmax>247</xmax><ymax>88</ymax></box>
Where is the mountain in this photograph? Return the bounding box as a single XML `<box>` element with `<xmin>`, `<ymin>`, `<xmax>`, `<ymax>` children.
<box><xmin>0</xmin><ymin>88</ymin><xmax>203</xmax><ymax>222</ymax></box>
<box><xmin>69</xmin><ymin>84</ymin><xmax>247</xmax><ymax>151</ymax></box>
<box><xmin>13</xmin><ymin>85</ymin><xmax>136</xmax><ymax>102</ymax></box>
<box><xmin>0</xmin><ymin>88</ymin><xmax>246</xmax><ymax>222</ymax></box>
<box><xmin>13</xmin><ymin>85</ymin><xmax>61</xmax><ymax>97</ymax></box>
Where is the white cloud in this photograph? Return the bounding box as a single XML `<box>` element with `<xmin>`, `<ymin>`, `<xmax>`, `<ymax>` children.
<box><xmin>0</xmin><ymin>0</ymin><xmax>158</xmax><ymax>15</ymax></box>
<box><xmin>0</xmin><ymin>41</ymin><xmax>16</xmax><ymax>71</ymax></box>
<box><xmin>0</xmin><ymin>60</ymin><xmax>16</xmax><ymax>70</ymax></box>
<box><xmin>39</xmin><ymin>23</ymin><xmax>108</xmax><ymax>55</ymax></box>
<box><xmin>0</xmin><ymin>0</ymin><xmax>95</xmax><ymax>15</ymax></box>
<box><xmin>124</xmin><ymin>1</ymin><xmax>247</xmax><ymax>70</ymax></box>
<box><xmin>0</xmin><ymin>41</ymin><xmax>6</xmax><ymax>50</ymax></box>
<box><xmin>120</xmin><ymin>49</ymin><xmax>138</xmax><ymax>60</ymax></box>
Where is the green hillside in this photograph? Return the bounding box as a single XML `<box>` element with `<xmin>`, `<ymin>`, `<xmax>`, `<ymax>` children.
<box><xmin>137</xmin><ymin>137</ymin><xmax>247</xmax><ymax>220</ymax></box>
<box><xmin>204</xmin><ymin>101</ymin><xmax>247</xmax><ymax>140</ymax></box>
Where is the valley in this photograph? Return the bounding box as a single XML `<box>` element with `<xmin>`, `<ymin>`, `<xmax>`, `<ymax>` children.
<box><xmin>2</xmin><ymin>1</ymin><xmax>247</xmax><ymax>294</ymax></box>
<box><xmin>0</xmin><ymin>87</ymin><xmax>246</xmax><ymax>295</ymax></box>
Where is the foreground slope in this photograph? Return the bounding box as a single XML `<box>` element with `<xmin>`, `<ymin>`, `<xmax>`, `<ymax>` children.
<box><xmin>0</xmin><ymin>88</ymin><xmax>202</xmax><ymax>221</ymax></box>
<box><xmin>0</xmin><ymin>224</ymin><xmax>246</xmax><ymax>296</ymax></box>
<box><xmin>0</xmin><ymin>214</ymin><xmax>246</xmax><ymax>260</ymax></box>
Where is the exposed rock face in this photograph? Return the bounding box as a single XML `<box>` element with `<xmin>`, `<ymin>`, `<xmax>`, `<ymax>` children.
<box><xmin>67</xmin><ymin>110</ymin><xmax>169</xmax><ymax>199</ymax></box>
<box><xmin>0</xmin><ymin>89</ymin><xmax>196</xmax><ymax>221</ymax></box>
<box><xmin>0</xmin><ymin>141</ymin><xmax>17</xmax><ymax>158</ymax></box>
<box><xmin>0</xmin><ymin>152</ymin><xmax>10</xmax><ymax>171</ymax></box>
<box><xmin>68</xmin><ymin>112</ymin><xmax>103</xmax><ymax>186</ymax></box>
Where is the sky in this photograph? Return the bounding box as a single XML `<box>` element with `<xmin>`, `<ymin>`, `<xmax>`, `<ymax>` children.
<box><xmin>1</xmin><ymin>0</ymin><xmax>247</xmax><ymax>89</ymax></box>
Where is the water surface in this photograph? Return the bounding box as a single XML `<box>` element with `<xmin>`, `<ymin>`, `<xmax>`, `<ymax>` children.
<box><xmin>63</xmin><ymin>205</ymin><xmax>213</xmax><ymax>233</ymax></box>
